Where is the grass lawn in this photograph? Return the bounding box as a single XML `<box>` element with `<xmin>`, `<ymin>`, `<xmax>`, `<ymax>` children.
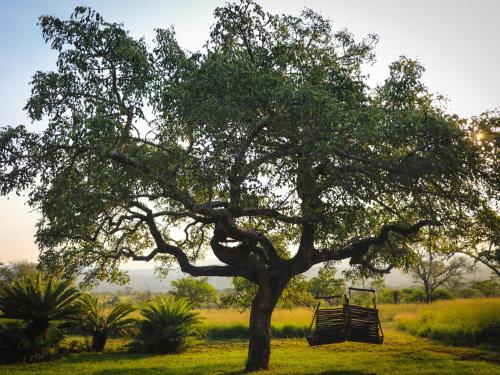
<box><xmin>2</xmin><ymin>300</ymin><xmax>499</xmax><ymax>374</ymax></box>
<box><xmin>1</xmin><ymin>324</ymin><xmax>499</xmax><ymax>374</ymax></box>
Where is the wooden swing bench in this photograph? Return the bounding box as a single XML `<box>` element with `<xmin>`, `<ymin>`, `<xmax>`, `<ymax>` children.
<box><xmin>306</xmin><ymin>287</ymin><xmax>384</xmax><ymax>346</ymax></box>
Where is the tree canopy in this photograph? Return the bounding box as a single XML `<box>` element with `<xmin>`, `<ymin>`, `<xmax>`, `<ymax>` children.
<box><xmin>0</xmin><ymin>1</ymin><xmax>497</xmax><ymax>370</ymax></box>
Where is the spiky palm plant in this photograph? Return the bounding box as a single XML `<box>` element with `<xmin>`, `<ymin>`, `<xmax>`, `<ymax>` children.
<box><xmin>133</xmin><ymin>296</ymin><xmax>205</xmax><ymax>354</ymax></box>
<box><xmin>79</xmin><ymin>293</ymin><xmax>136</xmax><ymax>352</ymax></box>
<box><xmin>0</xmin><ymin>273</ymin><xmax>81</xmax><ymax>340</ymax></box>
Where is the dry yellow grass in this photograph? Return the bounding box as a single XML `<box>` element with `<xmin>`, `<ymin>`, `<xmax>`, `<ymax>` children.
<box><xmin>198</xmin><ymin>303</ymin><xmax>423</xmax><ymax>327</ymax></box>
<box><xmin>198</xmin><ymin>307</ymin><xmax>313</xmax><ymax>327</ymax></box>
<box><xmin>395</xmin><ymin>298</ymin><xmax>500</xmax><ymax>346</ymax></box>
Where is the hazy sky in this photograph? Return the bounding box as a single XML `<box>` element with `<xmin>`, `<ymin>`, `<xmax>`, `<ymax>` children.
<box><xmin>1</xmin><ymin>0</ymin><xmax>499</xmax><ymax>267</ymax></box>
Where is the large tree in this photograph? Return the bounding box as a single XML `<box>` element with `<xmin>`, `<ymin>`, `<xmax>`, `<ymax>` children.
<box><xmin>0</xmin><ymin>1</ymin><xmax>497</xmax><ymax>370</ymax></box>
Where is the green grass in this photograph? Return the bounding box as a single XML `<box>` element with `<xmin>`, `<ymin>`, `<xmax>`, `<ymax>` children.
<box><xmin>1</xmin><ymin>327</ymin><xmax>499</xmax><ymax>374</ymax></box>
<box><xmin>2</xmin><ymin>301</ymin><xmax>499</xmax><ymax>373</ymax></box>
<box><xmin>395</xmin><ymin>298</ymin><xmax>500</xmax><ymax>347</ymax></box>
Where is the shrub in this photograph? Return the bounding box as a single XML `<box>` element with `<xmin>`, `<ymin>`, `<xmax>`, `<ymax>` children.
<box><xmin>79</xmin><ymin>293</ymin><xmax>136</xmax><ymax>352</ymax></box>
<box><xmin>0</xmin><ymin>274</ymin><xmax>81</xmax><ymax>361</ymax></box>
<box><xmin>0</xmin><ymin>320</ymin><xmax>64</xmax><ymax>363</ymax></box>
<box><xmin>132</xmin><ymin>296</ymin><xmax>205</xmax><ymax>354</ymax></box>
<box><xmin>0</xmin><ymin>320</ymin><xmax>26</xmax><ymax>363</ymax></box>
<box><xmin>431</xmin><ymin>289</ymin><xmax>453</xmax><ymax>301</ymax></box>
<box><xmin>402</xmin><ymin>288</ymin><xmax>426</xmax><ymax>303</ymax></box>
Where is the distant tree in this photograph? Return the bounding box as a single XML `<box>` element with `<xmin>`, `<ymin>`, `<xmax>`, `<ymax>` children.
<box><xmin>280</xmin><ymin>274</ymin><xmax>314</xmax><ymax>308</ymax></box>
<box><xmin>438</xmin><ymin>209</ymin><xmax>499</xmax><ymax>278</ymax></box>
<box><xmin>369</xmin><ymin>275</ymin><xmax>386</xmax><ymax>301</ymax></box>
<box><xmin>391</xmin><ymin>290</ymin><xmax>402</xmax><ymax>304</ymax></box>
<box><xmin>221</xmin><ymin>277</ymin><xmax>256</xmax><ymax>309</ymax></box>
<box><xmin>307</xmin><ymin>266</ymin><xmax>346</xmax><ymax>298</ymax></box>
<box><xmin>369</xmin><ymin>275</ymin><xmax>385</xmax><ymax>290</ymax></box>
<box><xmin>0</xmin><ymin>1</ymin><xmax>496</xmax><ymax>370</ymax></box>
<box><xmin>409</xmin><ymin>233</ymin><xmax>470</xmax><ymax>302</ymax></box>
<box><xmin>0</xmin><ymin>261</ymin><xmax>37</xmax><ymax>289</ymax></box>
<box><xmin>133</xmin><ymin>290</ymin><xmax>153</xmax><ymax>304</ymax></box>
<box><xmin>170</xmin><ymin>276</ymin><xmax>217</xmax><ymax>308</ymax></box>
<box><xmin>469</xmin><ymin>274</ymin><xmax>499</xmax><ymax>298</ymax></box>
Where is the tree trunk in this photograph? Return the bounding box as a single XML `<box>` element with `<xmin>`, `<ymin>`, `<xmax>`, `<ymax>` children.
<box><xmin>245</xmin><ymin>286</ymin><xmax>281</xmax><ymax>372</ymax></box>
<box><xmin>424</xmin><ymin>282</ymin><xmax>432</xmax><ymax>303</ymax></box>
<box><xmin>26</xmin><ymin>320</ymin><xmax>49</xmax><ymax>340</ymax></box>
<box><xmin>92</xmin><ymin>330</ymin><xmax>107</xmax><ymax>352</ymax></box>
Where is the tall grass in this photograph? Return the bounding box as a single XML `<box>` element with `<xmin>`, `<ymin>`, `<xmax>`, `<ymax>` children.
<box><xmin>198</xmin><ymin>307</ymin><xmax>313</xmax><ymax>327</ymax></box>
<box><xmin>395</xmin><ymin>298</ymin><xmax>500</xmax><ymax>347</ymax></box>
<box><xmin>198</xmin><ymin>308</ymin><xmax>312</xmax><ymax>339</ymax></box>
<box><xmin>192</xmin><ymin>305</ymin><xmax>425</xmax><ymax>339</ymax></box>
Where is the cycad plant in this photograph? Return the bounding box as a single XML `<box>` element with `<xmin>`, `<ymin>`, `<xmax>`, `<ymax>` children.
<box><xmin>133</xmin><ymin>296</ymin><xmax>205</xmax><ymax>354</ymax></box>
<box><xmin>79</xmin><ymin>293</ymin><xmax>136</xmax><ymax>352</ymax></box>
<box><xmin>0</xmin><ymin>273</ymin><xmax>81</xmax><ymax>340</ymax></box>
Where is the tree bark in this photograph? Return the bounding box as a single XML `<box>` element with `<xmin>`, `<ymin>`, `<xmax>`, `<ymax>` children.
<box><xmin>245</xmin><ymin>285</ymin><xmax>282</xmax><ymax>372</ymax></box>
<box><xmin>92</xmin><ymin>330</ymin><xmax>107</xmax><ymax>352</ymax></box>
<box><xmin>27</xmin><ymin>320</ymin><xmax>49</xmax><ymax>340</ymax></box>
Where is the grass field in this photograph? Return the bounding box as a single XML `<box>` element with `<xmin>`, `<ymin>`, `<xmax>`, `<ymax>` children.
<box><xmin>396</xmin><ymin>298</ymin><xmax>500</xmax><ymax>348</ymax></box>
<box><xmin>197</xmin><ymin>303</ymin><xmax>423</xmax><ymax>327</ymax></box>
<box><xmin>1</xmin><ymin>300</ymin><xmax>499</xmax><ymax>374</ymax></box>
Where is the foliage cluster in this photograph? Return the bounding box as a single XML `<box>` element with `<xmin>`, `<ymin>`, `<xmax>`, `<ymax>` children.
<box><xmin>131</xmin><ymin>296</ymin><xmax>205</xmax><ymax>354</ymax></box>
<box><xmin>0</xmin><ymin>274</ymin><xmax>204</xmax><ymax>362</ymax></box>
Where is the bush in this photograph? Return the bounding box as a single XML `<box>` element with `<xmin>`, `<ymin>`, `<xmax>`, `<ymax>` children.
<box><xmin>0</xmin><ymin>320</ymin><xmax>64</xmax><ymax>363</ymax></box>
<box><xmin>431</xmin><ymin>289</ymin><xmax>453</xmax><ymax>301</ymax></box>
<box><xmin>378</xmin><ymin>288</ymin><xmax>397</xmax><ymax>304</ymax></box>
<box><xmin>79</xmin><ymin>293</ymin><xmax>136</xmax><ymax>352</ymax></box>
<box><xmin>402</xmin><ymin>288</ymin><xmax>426</xmax><ymax>303</ymax></box>
<box><xmin>0</xmin><ymin>320</ymin><xmax>26</xmax><ymax>363</ymax></box>
<box><xmin>0</xmin><ymin>274</ymin><xmax>82</xmax><ymax>362</ymax></box>
<box><xmin>132</xmin><ymin>296</ymin><xmax>205</xmax><ymax>354</ymax></box>
<box><xmin>0</xmin><ymin>274</ymin><xmax>81</xmax><ymax>339</ymax></box>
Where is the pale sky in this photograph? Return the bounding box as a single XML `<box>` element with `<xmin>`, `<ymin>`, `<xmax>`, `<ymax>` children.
<box><xmin>1</xmin><ymin>0</ymin><xmax>499</xmax><ymax>267</ymax></box>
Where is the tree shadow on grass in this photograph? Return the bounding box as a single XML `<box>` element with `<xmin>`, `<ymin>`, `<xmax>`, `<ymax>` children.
<box><xmin>315</xmin><ymin>371</ymin><xmax>371</xmax><ymax>375</ymax></box>
<box><xmin>93</xmin><ymin>368</ymin><xmax>367</xmax><ymax>375</ymax></box>
<box><xmin>64</xmin><ymin>352</ymin><xmax>150</xmax><ymax>364</ymax></box>
<box><xmin>64</xmin><ymin>353</ymin><xmax>370</xmax><ymax>374</ymax></box>
<box><xmin>92</xmin><ymin>366</ymin><xmax>247</xmax><ymax>375</ymax></box>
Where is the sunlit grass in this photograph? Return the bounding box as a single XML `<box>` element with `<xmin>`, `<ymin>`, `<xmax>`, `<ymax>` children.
<box><xmin>3</xmin><ymin>300</ymin><xmax>500</xmax><ymax>374</ymax></box>
<box><xmin>199</xmin><ymin>303</ymin><xmax>422</xmax><ymax>327</ymax></box>
<box><xmin>395</xmin><ymin>298</ymin><xmax>500</xmax><ymax>347</ymax></box>
<box><xmin>5</xmin><ymin>331</ymin><xmax>500</xmax><ymax>374</ymax></box>
<box><xmin>198</xmin><ymin>307</ymin><xmax>313</xmax><ymax>327</ymax></box>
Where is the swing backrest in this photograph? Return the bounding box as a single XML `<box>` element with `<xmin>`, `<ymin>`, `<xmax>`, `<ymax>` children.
<box><xmin>345</xmin><ymin>287</ymin><xmax>384</xmax><ymax>344</ymax></box>
<box><xmin>307</xmin><ymin>288</ymin><xmax>384</xmax><ymax>345</ymax></box>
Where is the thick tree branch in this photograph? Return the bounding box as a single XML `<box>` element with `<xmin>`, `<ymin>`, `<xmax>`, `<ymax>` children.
<box><xmin>291</xmin><ymin>220</ymin><xmax>440</xmax><ymax>275</ymax></box>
